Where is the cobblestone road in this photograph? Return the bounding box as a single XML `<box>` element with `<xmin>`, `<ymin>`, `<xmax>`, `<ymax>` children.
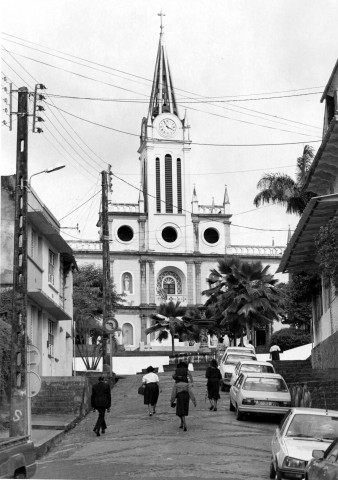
<box><xmin>35</xmin><ymin>371</ymin><xmax>279</xmax><ymax>479</ymax></box>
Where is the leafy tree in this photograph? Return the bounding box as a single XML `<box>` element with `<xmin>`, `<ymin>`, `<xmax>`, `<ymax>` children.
<box><xmin>73</xmin><ymin>264</ymin><xmax>124</xmax><ymax>370</ymax></box>
<box><xmin>270</xmin><ymin>328</ymin><xmax>311</xmax><ymax>352</ymax></box>
<box><xmin>203</xmin><ymin>257</ymin><xmax>284</xmax><ymax>345</ymax></box>
<box><xmin>253</xmin><ymin>145</ymin><xmax>316</xmax><ymax>215</ymax></box>
<box><xmin>145</xmin><ymin>301</ymin><xmax>196</xmax><ymax>355</ymax></box>
<box><xmin>283</xmin><ymin>273</ymin><xmax>321</xmax><ymax>330</ymax></box>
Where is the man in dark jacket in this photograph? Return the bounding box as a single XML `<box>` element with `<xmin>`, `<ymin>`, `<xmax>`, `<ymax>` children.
<box><xmin>91</xmin><ymin>376</ymin><xmax>111</xmax><ymax>436</ymax></box>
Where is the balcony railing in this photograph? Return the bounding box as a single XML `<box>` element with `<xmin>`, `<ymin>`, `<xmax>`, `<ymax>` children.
<box><xmin>155</xmin><ymin>294</ymin><xmax>188</xmax><ymax>304</ymax></box>
<box><xmin>225</xmin><ymin>245</ymin><xmax>285</xmax><ymax>257</ymax></box>
<box><xmin>110</xmin><ymin>203</ymin><xmax>140</xmax><ymax>213</ymax></box>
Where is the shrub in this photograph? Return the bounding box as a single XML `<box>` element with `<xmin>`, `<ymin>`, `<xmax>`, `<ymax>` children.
<box><xmin>269</xmin><ymin>328</ymin><xmax>311</xmax><ymax>352</ymax></box>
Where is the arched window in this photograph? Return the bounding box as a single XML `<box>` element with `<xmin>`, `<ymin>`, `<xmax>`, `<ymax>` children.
<box><xmin>155</xmin><ymin>157</ymin><xmax>161</xmax><ymax>213</ymax></box>
<box><xmin>165</xmin><ymin>154</ymin><xmax>173</xmax><ymax>213</ymax></box>
<box><xmin>122</xmin><ymin>323</ymin><xmax>134</xmax><ymax>345</ymax></box>
<box><xmin>163</xmin><ymin>276</ymin><xmax>176</xmax><ymax>294</ymax></box>
<box><xmin>157</xmin><ymin>270</ymin><xmax>182</xmax><ymax>294</ymax></box>
<box><xmin>177</xmin><ymin>158</ymin><xmax>182</xmax><ymax>213</ymax></box>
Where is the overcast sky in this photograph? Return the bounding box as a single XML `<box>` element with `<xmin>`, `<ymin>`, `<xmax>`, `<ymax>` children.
<box><xmin>1</xmin><ymin>0</ymin><xmax>337</xmax><ymax>246</ymax></box>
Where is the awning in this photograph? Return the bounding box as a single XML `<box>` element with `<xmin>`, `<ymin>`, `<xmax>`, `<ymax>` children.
<box><xmin>28</xmin><ymin>289</ymin><xmax>72</xmax><ymax>320</ymax></box>
<box><xmin>277</xmin><ymin>193</ymin><xmax>338</xmax><ymax>273</ymax></box>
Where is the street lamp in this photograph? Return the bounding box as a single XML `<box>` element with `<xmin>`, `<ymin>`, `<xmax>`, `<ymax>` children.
<box><xmin>29</xmin><ymin>163</ymin><xmax>66</xmax><ymax>185</ymax></box>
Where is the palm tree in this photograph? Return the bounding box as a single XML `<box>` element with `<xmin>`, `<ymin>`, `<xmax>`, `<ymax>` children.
<box><xmin>253</xmin><ymin>145</ymin><xmax>316</xmax><ymax>215</ymax></box>
<box><xmin>203</xmin><ymin>257</ymin><xmax>284</xmax><ymax>344</ymax></box>
<box><xmin>146</xmin><ymin>301</ymin><xmax>192</xmax><ymax>355</ymax></box>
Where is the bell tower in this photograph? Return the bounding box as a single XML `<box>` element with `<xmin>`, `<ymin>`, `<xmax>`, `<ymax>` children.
<box><xmin>138</xmin><ymin>14</ymin><xmax>192</xmax><ymax>253</ymax></box>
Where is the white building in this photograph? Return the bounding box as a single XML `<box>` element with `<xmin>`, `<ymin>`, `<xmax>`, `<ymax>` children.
<box><xmin>69</xmin><ymin>27</ymin><xmax>286</xmax><ymax>351</ymax></box>
<box><xmin>1</xmin><ymin>175</ymin><xmax>75</xmax><ymax>376</ymax></box>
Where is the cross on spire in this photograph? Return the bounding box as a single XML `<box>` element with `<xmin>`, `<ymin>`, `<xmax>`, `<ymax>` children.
<box><xmin>158</xmin><ymin>10</ymin><xmax>165</xmax><ymax>34</ymax></box>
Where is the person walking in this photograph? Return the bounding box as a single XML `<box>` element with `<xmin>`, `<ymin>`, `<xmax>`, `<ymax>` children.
<box><xmin>142</xmin><ymin>366</ymin><xmax>161</xmax><ymax>416</ymax></box>
<box><xmin>91</xmin><ymin>376</ymin><xmax>111</xmax><ymax>436</ymax></box>
<box><xmin>170</xmin><ymin>361</ymin><xmax>196</xmax><ymax>431</ymax></box>
<box><xmin>206</xmin><ymin>359</ymin><xmax>222</xmax><ymax>411</ymax></box>
<box><xmin>270</xmin><ymin>343</ymin><xmax>282</xmax><ymax>360</ymax></box>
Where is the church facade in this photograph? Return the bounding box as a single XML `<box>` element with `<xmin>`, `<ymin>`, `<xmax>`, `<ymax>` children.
<box><xmin>69</xmin><ymin>27</ymin><xmax>286</xmax><ymax>350</ymax></box>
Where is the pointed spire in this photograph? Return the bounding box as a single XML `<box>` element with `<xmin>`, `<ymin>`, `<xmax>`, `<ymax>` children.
<box><xmin>287</xmin><ymin>225</ymin><xmax>292</xmax><ymax>244</ymax></box>
<box><xmin>191</xmin><ymin>184</ymin><xmax>198</xmax><ymax>213</ymax></box>
<box><xmin>223</xmin><ymin>184</ymin><xmax>230</xmax><ymax>205</ymax></box>
<box><xmin>211</xmin><ymin>197</ymin><xmax>215</xmax><ymax>213</ymax></box>
<box><xmin>147</xmin><ymin>17</ymin><xmax>179</xmax><ymax>122</ymax></box>
<box><xmin>272</xmin><ymin>237</ymin><xmax>275</xmax><ymax>246</ymax></box>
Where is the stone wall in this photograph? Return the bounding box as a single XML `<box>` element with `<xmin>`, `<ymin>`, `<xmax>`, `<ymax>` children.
<box><xmin>312</xmin><ymin>330</ymin><xmax>338</xmax><ymax>368</ymax></box>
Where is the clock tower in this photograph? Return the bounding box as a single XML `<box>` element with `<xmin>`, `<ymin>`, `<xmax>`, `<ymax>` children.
<box><xmin>138</xmin><ymin>21</ymin><xmax>192</xmax><ymax>253</ymax></box>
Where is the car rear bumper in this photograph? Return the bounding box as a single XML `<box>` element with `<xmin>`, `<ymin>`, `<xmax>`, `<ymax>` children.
<box><xmin>239</xmin><ymin>405</ymin><xmax>289</xmax><ymax>415</ymax></box>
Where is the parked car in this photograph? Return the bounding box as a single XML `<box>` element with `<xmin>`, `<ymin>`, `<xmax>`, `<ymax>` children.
<box><xmin>220</xmin><ymin>352</ymin><xmax>257</xmax><ymax>391</ymax></box>
<box><xmin>305</xmin><ymin>437</ymin><xmax>338</xmax><ymax>480</ymax></box>
<box><xmin>229</xmin><ymin>372</ymin><xmax>291</xmax><ymax>421</ymax></box>
<box><xmin>271</xmin><ymin>407</ymin><xmax>338</xmax><ymax>480</ymax></box>
<box><xmin>0</xmin><ymin>436</ymin><xmax>36</xmax><ymax>479</ymax></box>
<box><xmin>230</xmin><ymin>360</ymin><xmax>275</xmax><ymax>386</ymax></box>
<box><xmin>221</xmin><ymin>345</ymin><xmax>256</xmax><ymax>363</ymax></box>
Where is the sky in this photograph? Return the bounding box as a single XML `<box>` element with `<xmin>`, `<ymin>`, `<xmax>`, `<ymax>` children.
<box><xmin>1</xmin><ymin>0</ymin><xmax>338</xmax><ymax>247</ymax></box>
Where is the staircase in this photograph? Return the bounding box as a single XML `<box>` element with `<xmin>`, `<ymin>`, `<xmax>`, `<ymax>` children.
<box><xmin>32</xmin><ymin>376</ymin><xmax>89</xmax><ymax>416</ymax></box>
<box><xmin>272</xmin><ymin>360</ymin><xmax>338</xmax><ymax>410</ymax></box>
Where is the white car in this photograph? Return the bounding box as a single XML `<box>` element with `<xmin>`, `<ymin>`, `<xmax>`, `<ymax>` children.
<box><xmin>220</xmin><ymin>345</ymin><xmax>256</xmax><ymax>363</ymax></box>
<box><xmin>230</xmin><ymin>360</ymin><xmax>275</xmax><ymax>386</ymax></box>
<box><xmin>220</xmin><ymin>352</ymin><xmax>257</xmax><ymax>391</ymax></box>
<box><xmin>229</xmin><ymin>372</ymin><xmax>291</xmax><ymax>420</ymax></box>
<box><xmin>271</xmin><ymin>407</ymin><xmax>338</xmax><ymax>480</ymax></box>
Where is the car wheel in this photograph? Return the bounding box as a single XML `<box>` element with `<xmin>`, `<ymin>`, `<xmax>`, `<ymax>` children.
<box><xmin>236</xmin><ymin>404</ymin><xmax>243</xmax><ymax>421</ymax></box>
<box><xmin>229</xmin><ymin>399</ymin><xmax>235</xmax><ymax>411</ymax></box>
<box><xmin>269</xmin><ymin>460</ymin><xmax>276</xmax><ymax>479</ymax></box>
<box><xmin>274</xmin><ymin>467</ymin><xmax>282</xmax><ymax>480</ymax></box>
<box><xmin>14</xmin><ymin>469</ymin><xmax>26</xmax><ymax>479</ymax></box>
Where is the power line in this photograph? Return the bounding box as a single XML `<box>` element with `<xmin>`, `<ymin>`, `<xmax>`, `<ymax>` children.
<box><xmin>58</xmin><ymin>190</ymin><xmax>101</xmax><ymax>221</ymax></box>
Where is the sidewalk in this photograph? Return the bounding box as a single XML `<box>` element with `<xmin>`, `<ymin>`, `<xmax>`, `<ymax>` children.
<box><xmin>0</xmin><ymin>413</ymin><xmax>82</xmax><ymax>458</ymax></box>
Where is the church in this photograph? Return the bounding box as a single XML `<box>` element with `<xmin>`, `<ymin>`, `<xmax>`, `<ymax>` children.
<box><xmin>69</xmin><ymin>24</ymin><xmax>286</xmax><ymax>351</ymax></box>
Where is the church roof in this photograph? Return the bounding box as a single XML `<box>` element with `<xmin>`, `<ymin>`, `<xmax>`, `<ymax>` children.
<box><xmin>147</xmin><ymin>25</ymin><xmax>179</xmax><ymax>122</ymax></box>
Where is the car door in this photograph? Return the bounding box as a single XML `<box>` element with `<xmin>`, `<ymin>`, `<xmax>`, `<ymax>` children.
<box><xmin>271</xmin><ymin>410</ymin><xmax>292</xmax><ymax>468</ymax></box>
<box><xmin>231</xmin><ymin>373</ymin><xmax>244</xmax><ymax>406</ymax></box>
<box><xmin>317</xmin><ymin>442</ymin><xmax>338</xmax><ymax>479</ymax></box>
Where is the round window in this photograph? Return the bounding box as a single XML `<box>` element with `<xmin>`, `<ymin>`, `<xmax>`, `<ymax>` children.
<box><xmin>162</xmin><ymin>226</ymin><xmax>178</xmax><ymax>243</ymax></box>
<box><xmin>203</xmin><ymin>228</ymin><xmax>219</xmax><ymax>244</ymax></box>
<box><xmin>117</xmin><ymin>225</ymin><xmax>134</xmax><ymax>242</ymax></box>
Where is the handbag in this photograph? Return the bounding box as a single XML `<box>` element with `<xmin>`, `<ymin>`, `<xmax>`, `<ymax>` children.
<box><xmin>138</xmin><ymin>385</ymin><xmax>145</xmax><ymax>395</ymax></box>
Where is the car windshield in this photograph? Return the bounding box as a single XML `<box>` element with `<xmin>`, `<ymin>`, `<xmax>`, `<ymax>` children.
<box><xmin>226</xmin><ymin>355</ymin><xmax>255</xmax><ymax>363</ymax></box>
<box><xmin>286</xmin><ymin>414</ymin><xmax>338</xmax><ymax>440</ymax></box>
<box><xmin>242</xmin><ymin>364</ymin><xmax>274</xmax><ymax>373</ymax></box>
<box><xmin>243</xmin><ymin>377</ymin><xmax>288</xmax><ymax>392</ymax></box>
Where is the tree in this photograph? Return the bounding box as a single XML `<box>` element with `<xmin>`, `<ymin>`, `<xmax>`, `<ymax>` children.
<box><xmin>270</xmin><ymin>328</ymin><xmax>311</xmax><ymax>352</ymax></box>
<box><xmin>73</xmin><ymin>264</ymin><xmax>124</xmax><ymax>370</ymax></box>
<box><xmin>282</xmin><ymin>272</ymin><xmax>321</xmax><ymax>330</ymax></box>
<box><xmin>145</xmin><ymin>301</ymin><xmax>195</xmax><ymax>355</ymax></box>
<box><xmin>203</xmin><ymin>257</ymin><xmax>284</xmax><ymax>344</ymax></box>
<box><xmin>253</xmin><ymin>145</ymin><xmax>316</xmax><ymax>215</ymax></box>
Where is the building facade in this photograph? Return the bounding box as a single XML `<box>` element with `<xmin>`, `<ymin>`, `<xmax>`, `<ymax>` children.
<box><xmin>278</xmin><ymin>59</ymin><xmax>338</xmax><ymax>367</ymax></box>
<box><xmin>1</xmin><ymin>175</ymin><xmax>75</xmax><ymax>376</ymax></box>
<box><xmin>69</xmin><ymin>28</ymin><xmax>287</xmax><ymax>351</ymax></box>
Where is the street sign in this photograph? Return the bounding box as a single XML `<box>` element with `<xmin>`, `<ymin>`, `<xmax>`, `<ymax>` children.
<box><xmin>27</xmin><ymin>371</ymin><xmax>41</xmax><ymax>398</ymax></box>
<box><xmin>104</xmin><ymin>317</ymin><xmax>118</xmax><ymax>332</ymax></box>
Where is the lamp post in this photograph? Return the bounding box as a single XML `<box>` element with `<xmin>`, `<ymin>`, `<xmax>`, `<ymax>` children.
<box><xmin>29</xmin><ymin>163</ymin><xmax>65</xmax><ymax>186</ymax></box>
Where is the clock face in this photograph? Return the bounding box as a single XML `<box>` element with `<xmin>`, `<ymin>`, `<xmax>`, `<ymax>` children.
<box><xmin>158</xmin><ymin>118</ymin><xmax>177</xmax><ymax>137</ymax></box>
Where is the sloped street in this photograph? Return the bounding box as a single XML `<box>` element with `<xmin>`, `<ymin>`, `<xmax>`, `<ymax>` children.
<box><xmin>35</xmin><ymin>371</ymin><xmax>279</xmax><ymax>479</ymax></box>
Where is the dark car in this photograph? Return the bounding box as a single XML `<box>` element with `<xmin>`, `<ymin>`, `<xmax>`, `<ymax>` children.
<box><xmin>305</xmin><ymin>436</ymin><xmax>338</xmax><ymax>480</ymax></box>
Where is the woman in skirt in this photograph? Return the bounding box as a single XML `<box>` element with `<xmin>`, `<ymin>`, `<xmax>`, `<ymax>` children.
<box><xmin>171</xmin><ymin>379</ymin><xmax>196</xmax><ymax>431</ymax></box>
<box><xmin>206</xmin><ymin>359</ymin><xmax>222</xmax><ymax>411</ymax></box>
<box><xmin>142</xmin><ymin>366</ymin><xmax>161</xmax><ymax>416</ymax></box>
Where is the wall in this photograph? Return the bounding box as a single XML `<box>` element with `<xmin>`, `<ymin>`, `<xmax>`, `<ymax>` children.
<box><xmin>312</xmin><ymin>329</ymin><xmax>338</xmax><ymax>368</ymax></box>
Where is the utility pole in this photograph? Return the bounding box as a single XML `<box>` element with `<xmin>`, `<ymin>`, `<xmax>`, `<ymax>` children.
<box><xmin>101</xmin><ymin>167</ymin><xmax>115</xmax><ymax>375</ymax></box>
<box><xmin>10</xmin><ymin>87</ymin><xmax>29</xmax><ymax>437</ymax></box>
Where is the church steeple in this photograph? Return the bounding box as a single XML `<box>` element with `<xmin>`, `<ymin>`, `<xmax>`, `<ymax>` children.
<box><xmin>147</xmin><ymin>14</ymin><xmax>179</xmax><ymax>123</ymax></box>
